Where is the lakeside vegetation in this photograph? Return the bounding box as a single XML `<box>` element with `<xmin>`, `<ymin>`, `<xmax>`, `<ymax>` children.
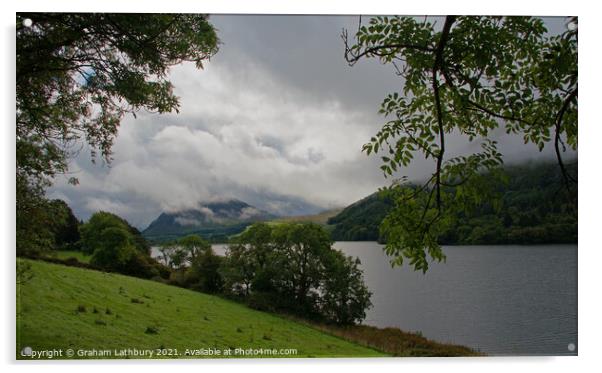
<box><xmin>19</xmin><ymin>210</ymin><xmax>480</xmax><ymax>357</ymax></box>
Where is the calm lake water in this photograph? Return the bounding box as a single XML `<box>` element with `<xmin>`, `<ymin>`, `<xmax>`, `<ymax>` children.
<box><xmin>155</xmin><ymin>242</ymin><xmax>578</xmax><ymax>356</ymax></box>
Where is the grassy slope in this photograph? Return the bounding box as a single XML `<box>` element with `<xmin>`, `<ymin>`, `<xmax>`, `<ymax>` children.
<box><xmin>16</xmin><ymin>259</ymin><xmax>385</xmax><ymax>359</ymax></box>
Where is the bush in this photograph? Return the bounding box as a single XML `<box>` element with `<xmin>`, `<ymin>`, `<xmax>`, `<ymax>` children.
<box><xmin>120</xmin><ymin>251</ymin><xmax>160</xmax><ymax>279</ymax></box>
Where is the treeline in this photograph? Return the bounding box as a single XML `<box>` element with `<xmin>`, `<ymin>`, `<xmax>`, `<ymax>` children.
<box><xmin>20</xmin><ymin>206</ymin><xmax>172</xmax><ymax>281</ymax></box>
<box><xmin>160</xmin><ymin>223</ymin><xmax>372</xmax><ymax>325</ymax></box>
<box><xmin>328</xmin><ymin>161</ymin><xmax>577</xmax><ymax>245</ymax></box>
<box><xmin>19</xmin><ymin>204</ymin><xmax>372</xmax><ymax>326</ymax></box>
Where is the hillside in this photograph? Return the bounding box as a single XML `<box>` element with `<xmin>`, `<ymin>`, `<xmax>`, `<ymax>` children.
<box><xmin>17</xmin><ymin>259</ymin><xmax>384</xmax><ymax>359</ymax></box>
<box><xmin>328</xmin><ymin>161</ymin><xmax>577</xmax><ymax>244</ymax></box>
<box><xmin>272</xmin><ymin>208</ymin><xmax>343</xmax><ymax>225</ymax></box>
<box><xmin>142</xmin><ymin>200</ymin><xmax>276</xmax><ymax>243</ymax></box>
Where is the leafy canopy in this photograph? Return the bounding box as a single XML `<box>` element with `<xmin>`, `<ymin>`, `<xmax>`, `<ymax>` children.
<box><xmin>16</xmin><ymin>13</ymin><xmax>219</xmax><ymax>254</ymax></box>
<box><xmin>343</xmin><ymin>16</ymin><xmax>577</xmax><ymax>272</ymax></box>
<box><xmin>222</xmin><ymin>223</ymin><xmax>372</xmax><ymax>324</ymax></box>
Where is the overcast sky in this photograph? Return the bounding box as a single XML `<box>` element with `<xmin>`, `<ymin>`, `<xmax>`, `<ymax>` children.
<box><xmin>48</xmin><ymin>15</ymin><xmax>572</xmax><ymax>228</ymax></box>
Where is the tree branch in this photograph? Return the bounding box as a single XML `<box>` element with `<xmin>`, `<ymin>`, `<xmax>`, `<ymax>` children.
<box><xmin>554</xmin><ymin>88</ymin><xmax>578</xmax><ymax>189</ymax></box>
<box><xmin>431</xmin><ymin>16</ymin><xmax>457</xmax><ymax>210</ymax></box>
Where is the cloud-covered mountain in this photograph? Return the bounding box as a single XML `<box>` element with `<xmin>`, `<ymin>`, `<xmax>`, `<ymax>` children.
<box><xmin>142</xmin><ymin>199</ymin><xmax>276</xmax><ymax>242</ymax></box>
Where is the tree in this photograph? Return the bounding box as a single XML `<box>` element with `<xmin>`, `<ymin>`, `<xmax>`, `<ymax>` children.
<box><xmin>89</xmin><ymin>226</ymin><xmax>135</xmax><ymax>271</ymax></box>
<box><xmin>49</xmin><ymin>199</ymin><xmax>81</xmax><ymax>249</ymax></box>
<box><xmin>16</xmin><ymin>196</ymin><xmax>69</xmax><ymax>255</ymax></box>
<box><xmin>222</xmin><ymin>223</ymin><xmax>278</xmax><ymax>295</ymax></box>
<box><xmin>157</xmin><ymin>240</ymin><xmax>181</xmax><ymax>269</ymax></box>
<box><xmin>221</xmin><ymin>244</ymin><xmax>255</xmax><ymax>296</ymax></box>
<box><xmin>271</xmin><ymin>223</ymin><xmax>332</xmax><ymax>307</ymax></box>
<box><xmin>80</xmin><ymin>211</ymin><xmax>150</xmax><ymax>255</ymax></box>
<box><xmin>343</xmin><ymin>16</ymin><xmax>577</xmax><ymax>272</ymax></box>
<box><xmin>178</xmin><ymin>234</ymin><xmax>211</xmax><ymax>263</ymax></box>
<box><xmin>184</xmin><ymin>248</ymin><xmax>224</xmax><ymax>293</ymax></box>
<box><xmin>16</xmin><ymin>13</ymin><xmax>219</xmax><ymax>253</ymax></box>
<box><xmin>320</xmin><ymin>251</ymin><xmax>372</xmax><ymax>325</ymax></box>
<box><xmin>81</xmin><ymin>211</ymin><xmax>168</xmax><ymax>278</ymax></box>
<box><xmin>221</xmin><ymin>222</ymin><xmax>373</xmax><ymax>324</ymax></box>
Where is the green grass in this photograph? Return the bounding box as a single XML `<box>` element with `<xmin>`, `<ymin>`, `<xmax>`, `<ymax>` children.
<box><xmin>16</xmin><ymin>259</ymin><xmax>386</xmax><ymax>359</ymax></box>
<box><xmin>51</xmin><ymin>250</ymin><xmax>91</xmax><ymax>263</ymax></box>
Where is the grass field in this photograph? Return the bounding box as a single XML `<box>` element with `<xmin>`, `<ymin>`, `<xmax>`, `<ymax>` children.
<box><xmin>16</xmin><ymin>259</ymin><xmax>386</xmax><ymax>360</ymax></box>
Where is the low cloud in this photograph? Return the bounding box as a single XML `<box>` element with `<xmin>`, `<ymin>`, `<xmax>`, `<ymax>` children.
<box><xmin>47</xmin><ymin>16</ymin><xmax>572</xmax><ymax>229</ymax></box>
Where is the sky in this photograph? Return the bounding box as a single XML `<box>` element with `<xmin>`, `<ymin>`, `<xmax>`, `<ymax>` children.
<box><xmin>48</xmin><ymin>15</ymin><xmax>572</xmax><ymax>229</ymax></box>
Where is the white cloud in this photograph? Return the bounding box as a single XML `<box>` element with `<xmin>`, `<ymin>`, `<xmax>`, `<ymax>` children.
<box><xmin>84</xmin><ymin>197</ymin><xmax>132</xmax><ymax>217</ymax></box>
<box><xmin>53</xmin><ymin>59</ymin><xmax>387</xmax><ymax>226</ymax></box>
<box><xmin>47</xmin><ymin>16</ymin><xmax>571</xmax><ymax>229</ymax></box>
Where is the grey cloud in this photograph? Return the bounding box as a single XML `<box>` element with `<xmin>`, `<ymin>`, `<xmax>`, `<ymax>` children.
<box><xmin>48</xmin><ymin>15</ymin><xmax>575</xmax><ymax>229</ymax></box>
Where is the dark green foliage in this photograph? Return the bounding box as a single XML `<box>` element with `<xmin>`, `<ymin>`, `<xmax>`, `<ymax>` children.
<box><xmin>320</xmin><ymin>251</ymin><xmax>372</xmax><ymax>325</ymax></box>
<box><xmin>438</xmin><ymin>162</ymin><xmax>577</xmax><ymax>245</ymax></box>
<box><xmin>89</xmin><ymin>227</ymin><xmax>136</xmax><ymax>271</ymax></box>
<box><xmin>183</xmin><ymin>248</ymin><xmax>224</xmax><ymax>294</ymax></box>
<box><xmin>16</xmin><ymin>13</ymin><xmax>218</xmax><ymax>257</ymax></box>
<box><xmin>80</xmin><ymin>211</ymin><xmax>150</xmax><ymax>255</ymax></box>
<box><xmin>81</xmin><ymin>211</ymin><xmax>170</xmax><ymax>279</ymax></box>
<box><xmin>221</xmin><ymin>222</ymin><xmax>372</xmax><ymax>325</ymax></box>
<box><xmin>166</xmin><ymin>234</ymin><xmax>224</xmax><ymax>293</ymax></box>
<box><xmin>16</xmin><ymin>193</ymin><xmax>69</xmax><ymax>255</ymax></box>
<box><xmin>329</xmin><ymin>162</ymin><xmax>577</xmax><ymax>248</ymax></box>
<box><xmin>49</xmin><ymin>200</ymin><xmax>81</xmax><ymax>250</ymax></box>
<box><xmin>17</xmin><ymin>198</ymin><xmax>80</xmax><ymax>255</ymax></box>
<box><xmin>270</xmin><ymin>223</ymin><xmax>333</xmax><ymax>314</ymax></box>
<box><xmin>17</xmin><ymin>197</ymin><xmax>80</xmax><ymax>255</ymax></box>
<box><xmin>343</xmin><ymin>16</ymin><xmax>577</xmax><ymax>271</ymax></box>
<box><xmin>328</xmin><ymin>193</ymin><xmax>393</xmax><ymax>241</ymax></box>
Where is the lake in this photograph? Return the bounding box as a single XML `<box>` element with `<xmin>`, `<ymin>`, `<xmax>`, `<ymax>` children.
<box><xmin>155</xmin><ymin>242</ymin><xmax>578</xmax><ymax>356</ymax></box>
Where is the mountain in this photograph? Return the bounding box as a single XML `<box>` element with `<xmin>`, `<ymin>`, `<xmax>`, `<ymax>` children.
<box><xmin>142</xmin><ymin>199</ymin><xmax>276</xmax><ymax>243</ymax></box>
<box><xmin>327</xmin><ymin>161</ymin><xmax>577</xmax><ymax>245</ymax></box>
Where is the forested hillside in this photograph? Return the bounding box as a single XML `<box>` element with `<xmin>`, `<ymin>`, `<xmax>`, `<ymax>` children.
<box><xmin>328</xmin><ymin>162</ymin><xmax>577</xmax><ymax>245</ymax></box>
